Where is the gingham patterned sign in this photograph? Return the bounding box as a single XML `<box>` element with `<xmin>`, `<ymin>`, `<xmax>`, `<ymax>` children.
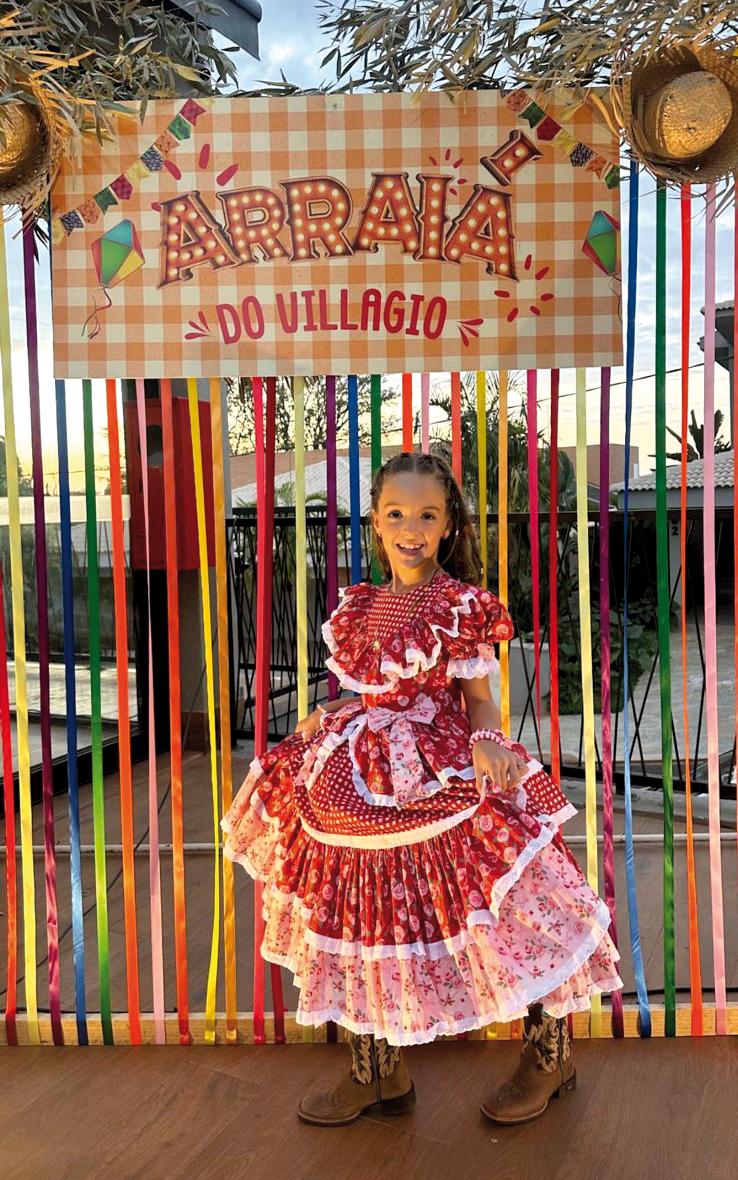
<box><xmin>51</xmin><ymin>93</ymin><xmax>622</xmax><ymax>379</ymax></box>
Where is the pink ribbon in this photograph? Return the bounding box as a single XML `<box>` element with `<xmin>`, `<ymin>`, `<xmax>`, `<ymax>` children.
<box><xmin>366</xmin><ymin>694</ymin><xmax>438</xmax><ymax>806</ymax></box>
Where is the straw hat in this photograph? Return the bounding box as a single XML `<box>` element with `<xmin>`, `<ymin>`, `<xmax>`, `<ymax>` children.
<box><xmin>0</xmin><ymin>78</ymin><xmax>68</xmax><ymax>217</ymax></box>
<box><xmin>613</xmin><ymin>39</ymin><xmax>738</xmax><ymax>183</ymax></box>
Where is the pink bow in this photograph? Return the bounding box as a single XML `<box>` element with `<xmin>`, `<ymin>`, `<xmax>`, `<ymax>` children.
<box><xmin>365</xmin><ymin>693</ymin><xmax>438</xmax><ymax>807</ymax></box>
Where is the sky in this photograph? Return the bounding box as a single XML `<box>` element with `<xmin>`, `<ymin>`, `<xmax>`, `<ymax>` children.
<box><xmin>1</xmin><ymin>1</ymin><xmax>734</xmax><ymax>492</ymax></box>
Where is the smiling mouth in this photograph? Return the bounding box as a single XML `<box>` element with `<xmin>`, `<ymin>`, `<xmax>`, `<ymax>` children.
<box><xmin>397</xmin><ymin>543</ymin><xmax>424</xmax><ymax>554</ymax></box>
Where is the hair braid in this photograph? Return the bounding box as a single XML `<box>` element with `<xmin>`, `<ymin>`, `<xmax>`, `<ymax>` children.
<box><xmin>370</xmin><ymin>451</ymin><xmax>483</xmax><ymax>585</ymax></box>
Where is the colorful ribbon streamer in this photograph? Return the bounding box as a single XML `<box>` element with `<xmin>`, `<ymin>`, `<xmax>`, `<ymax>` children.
<box><xmin>548</xmin><ymin>370</ymin><xmax>560</xmax><ymax>783</ymax></box>
<box><xmin>476</xmin><ymin>371</ymin><xmax>487</xmax><ymax>587</ymax></box>
<box><xmin>0</xmin><ymin>225</ymin><xmax>37</xmax><ymax>1044</ymax></box>
<box><xmin>451</xmin><ymin>372</ymin><xmax>462</xmax><ymax>485</ymax></box>
<box><xmin>105</xmin><ymin>378</ymin><xmax>140</xmax><ymax>1044</ymax></box>
<box><xmin>186</xmin><ymin>376</ymin><xmax>221</xmax><ymax>1044</ymax></box>
<box><xmin>24</xmin><ymin>229</ymin><xmax>63</xmax><ymax>1044</ymax></box>
<box><xmin>294</xmin><ymin>376</ymin><xmax>309</xmax><ymax>728</ymax></box>
<box><xmin>160</xmin><ymin>378</ymin><xmax>191</xmax><ymax>1045</ymax></box>
<box><xmin>370</xmin><ymin>375</ymin><xmax>382</xmax><ymax>584</ymax></box>
<box><xmin>598</xmin><ymin>367</ymin><xmax>624</xmax><ymax>1036</ymax></box>
<box><xmin>527</xmin><ymin>370</ymin><xmax>541</xmax><ymax>724</ymax></box>
<box><xmin>210</xmin><ymin>376</ymin><xmax>237</xmax><ymax>1045</ymax></box>
<box><xmin>421</xmin><ymin>372</ymin><xmax>430</xmax><ymax>452</ymax></box>
<box><xmin>498</xmin><ymin>371</ymin><xmax>510</xmax><ymax>734</ymax></box>
<box><xmin>654</xmin><ymin>185</ymin><xmax>677</xmax><ymax>1036</ymax></box>
<box><xmin>324</xmin><ymin>374</ymin><xmax>339</xmax><ymax>1042</ymax></box>
<box><xmin>251</xmin><ymin>377</ymin><xmax>286</xmax><ymax>1043</ymax></box>
<box><xmin>402</xmin><ymin>372</ymin><xmax>413</xmax><ymax>450</ymax></box>
<box><xmin>134</xmin><ymin>378</ymin><xmax>166</xmax><ymax>1043</ymax></box>
<box><xmin>575</xmin><ymin>367</ymin><xmax>601</xmax><ymax>1038</ymax></box>
<box><xmin>680</xmin><ymin>187</ymin><xmax>703</xmax><ymax>1034</ymax></box>
<box><xmin>326</xmin><ymin>375</ymin><xmax>339</xmax><ymax>700</ymax></box>
<box><xmin>55</xmin><ymin>378</ymin><xmax>87</xmax><ymax>1044</ymax></box>
<box><xmin>701</xmin><ymin>187</ymin><xmax>728</xmax><ymax>1034</ymax></box>
<box><xmin>0</xmin><ymin>557</ymin><xmax>17</xmax><ymax>1045</ymax></box>
<box><xmin>622</xmin><ymin>162</ymin><xmax>651</xmax><ymax>1037</ymax></box>
<box><xmin>293</xmin><ymin>377</ymin><xmax>314</xmax><ymax>1042</ymax></box>
<box><xmin>347</xmin><ymin>375</ymin><xmax>362</xmax><ymax>582</ymax></box>
<box><xmin>252</xmin><ymin>377</ymin><xmax>267</xmax><ymax>1042</ymax></box>
<box><xmin>82</xmin><ymin>378</ymin><xmax>113</xmax><ymax>1043</ymax></box>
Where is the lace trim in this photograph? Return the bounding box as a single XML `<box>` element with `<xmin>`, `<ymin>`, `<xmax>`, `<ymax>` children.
<box><xmin>260</xmin><ymin>900</ymin><xmax>623</xmax><ymax>1046</ymax></box>
<box><xmin>446</xmin><ymin>653</ymin><xmax>500</xmax><ymax>679</ymax></box>
<box><xmin>321</xmin><ymin>585</ymin><xmax>481</xmax><ymax>694</ymax></box>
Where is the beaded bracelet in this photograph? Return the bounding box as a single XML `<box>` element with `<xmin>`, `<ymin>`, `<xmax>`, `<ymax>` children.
<box><xmin>468</xmin><ymin>727</ymin><xmax>508</xmax><ymax>753</ymax></box>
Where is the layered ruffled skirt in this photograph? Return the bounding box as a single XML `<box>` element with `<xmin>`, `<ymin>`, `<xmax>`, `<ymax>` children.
<box><xmin>221</xmin><ymin>731</ymin><xmax>624</xmax><ymax>1046</ymax></box>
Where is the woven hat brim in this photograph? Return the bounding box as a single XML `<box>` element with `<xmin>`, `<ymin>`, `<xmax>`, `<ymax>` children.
<box><xmin>0</xmin><ymin>79</ymin><xmax>69</xmax><ymax>215</ymax></box>
<box><xmin>615</xmin><ymin>40</ymin><xmax>738</xmax><ymax>184</ymax></box>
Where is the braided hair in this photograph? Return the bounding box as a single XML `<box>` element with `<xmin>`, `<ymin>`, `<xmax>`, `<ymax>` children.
<box><xmin>370</xmin><ymin>452</ymin><xmax>483</xmax><ymax>586</ymax></box>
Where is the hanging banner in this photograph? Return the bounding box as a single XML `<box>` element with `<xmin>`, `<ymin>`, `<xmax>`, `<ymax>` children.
<box><xmin>51</xmin><ymin>92</ymin><xmax>622</xmax><ymax>378</ymax></box>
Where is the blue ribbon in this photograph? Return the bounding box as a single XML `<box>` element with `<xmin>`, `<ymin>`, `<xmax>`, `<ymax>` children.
<box><xmin>623</xmin><ymin>163</ymin><xmax>651</xmax><ymax>1037</ymax></box>
<box><xmin>55</xmin><ymin>378</ymin><xmax>89</xmax><ymax>1045</ymax></box>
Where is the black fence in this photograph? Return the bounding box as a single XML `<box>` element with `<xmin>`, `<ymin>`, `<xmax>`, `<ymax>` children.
<box><xmin>228</xmin><ymin>505</ymin><xmax>737</xmax><ymax>796</ymax></box>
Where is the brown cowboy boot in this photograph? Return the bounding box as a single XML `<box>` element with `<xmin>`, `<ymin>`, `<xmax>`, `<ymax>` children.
<box><xmin>298</xmin><ymin>1031</ymin><xmax>416</xmax><ymax>1126</ymax></box>
<box><xmin>480</xmin><ymin>1003</ymin><xmax>576</xmax><ymax>1125</ymax></box>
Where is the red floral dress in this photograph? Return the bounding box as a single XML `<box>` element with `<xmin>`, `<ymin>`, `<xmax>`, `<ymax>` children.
<box><xmin>221</xmin><ymin>568</ymin><xmax>623</xmax><ymax>1045</ymax></box>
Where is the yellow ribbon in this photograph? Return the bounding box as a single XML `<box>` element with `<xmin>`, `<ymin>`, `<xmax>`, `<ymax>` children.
<box><xmin>498</xmin><ymin>371</ymin><xmax>510</xmax><ymax>734</ymax></box>
<box><xmin>0</xmin><ymin>227</ymin><xmax>39</xmax><ymax>1043</ymax></box>
<box><xmin>210</xmin><ymin>377</ymin><xmax>238</xmax><ymax>1043</ymax></box>
<box><xmin>575</xmin><ymin>368</ymin><xmax>601</xmax><ymax>1037</ymax></box>
<box><xmin>187</xmin><ymin>377</ymin><xmax>221</xmax><ymax>1043</ymax></box>
<box><xmin>476</xmin><ymin>371</ymin><xmax>487</xmax><ymax>589</ymax></box>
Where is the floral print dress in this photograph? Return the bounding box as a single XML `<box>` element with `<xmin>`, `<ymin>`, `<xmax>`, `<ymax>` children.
<box><xmin>221</xmin><ymin>568</ymin><xmax>624</xmax><ymax>1045</ymax></box>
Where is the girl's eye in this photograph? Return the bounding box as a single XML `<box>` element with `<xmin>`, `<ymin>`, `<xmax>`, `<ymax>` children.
<box><xmin>388</xmin><ymin>510</ymin><xmax>402</xmax><ymax>518</ymax></box>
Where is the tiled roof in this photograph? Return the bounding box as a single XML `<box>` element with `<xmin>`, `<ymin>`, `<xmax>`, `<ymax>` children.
<box><xmin>610</xmin><ymin>451</ymin><xmax>734</xmax><ymax>493</ymax></box>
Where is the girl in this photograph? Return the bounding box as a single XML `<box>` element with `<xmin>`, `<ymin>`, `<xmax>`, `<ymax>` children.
<box><xmin>221</xmin><ymin>451</ymin><xmax>623</xmax><ymax>1127</ymax></box>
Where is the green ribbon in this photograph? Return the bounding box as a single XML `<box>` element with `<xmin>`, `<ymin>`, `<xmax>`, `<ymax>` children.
<box><xmin>83</xmin><ymin>379</ymin><xmax>113</xmax><ymax>1043</ymax></box>
<box><xmin>655</xmin><ymin>183</ymin><xmax>676</xmax><ymax>1036</ymax></box>
<box><xmin>370</xmin><ymin>374</ymin><xmax>383</xmax><ymax>584</ymax></box>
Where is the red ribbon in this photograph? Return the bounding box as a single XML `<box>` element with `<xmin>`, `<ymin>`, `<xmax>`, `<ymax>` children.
<box><xmin>160</xmin><ymin>378</ymin><xmax>192</xmax><ymax>1044</ymax></box>
<box><xmin>548</xmin><ymin>370</ymin><xmax>560</xmax><ymax>782</ymax></box>
<box><xmin>23</xmin><ymin>228</ymin><xmax>63</xmax><ymax>1044</ymax></box>
<box><xmin>105</xmin><ymin>378</ymin><xmax>142</xmax><ymax>1043</ymax></box>
<box><xmin>0</xmin><ymin>563</ymin><xmax>18</xmax><ymax>1045</ymax></box>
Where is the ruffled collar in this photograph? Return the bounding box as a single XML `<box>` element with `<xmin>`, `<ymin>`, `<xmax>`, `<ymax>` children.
<box><xmin>321</xmin><ymin>570</ymin><xmax>479</xmax><ymax>694</ymax></box>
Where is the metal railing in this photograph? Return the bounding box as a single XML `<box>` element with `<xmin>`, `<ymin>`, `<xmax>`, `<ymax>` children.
<box><xmin>227</xmin><ymin>506</ymin><xmax>737</xmax><ymax>797</ymax></box>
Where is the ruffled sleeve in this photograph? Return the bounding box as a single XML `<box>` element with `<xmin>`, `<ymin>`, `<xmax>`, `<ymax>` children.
<box><xmin>442</xmin><ymin>582</ymin><xmax>515</xmax><ymax>680</ymax></box>
<box><xmin>321</xmin><ymin>573</ymin><xmax>514</xmax><ymax>695</ymax></box>
<box><xmin>321</xmin><ymin>580</ymin><xmax>381</xmax><ymax>693</ymax></box>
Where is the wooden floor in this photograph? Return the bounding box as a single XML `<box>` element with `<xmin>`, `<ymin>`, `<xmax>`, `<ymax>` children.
<box><xmin>2</xmin><ymin>743</ymin><xmax>737</xmax><ymax>1014</ymax></box>
<box><xmin>4</xmin><ymin>1038</ymin><xmax>738</xmax><ymax>1179</ymax></box>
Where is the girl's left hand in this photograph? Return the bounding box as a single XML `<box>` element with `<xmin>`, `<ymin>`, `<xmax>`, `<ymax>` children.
<box><xmin>471</xmin><ymin>739</ymin><xmax>528</xmax><ymax>796</ymax></box>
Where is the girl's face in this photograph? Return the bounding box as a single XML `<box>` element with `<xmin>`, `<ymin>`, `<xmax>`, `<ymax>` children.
<box><xmin>372</xmin><ymin>472</ymin><xmax>451</xmax><ymax>576</ymax></box>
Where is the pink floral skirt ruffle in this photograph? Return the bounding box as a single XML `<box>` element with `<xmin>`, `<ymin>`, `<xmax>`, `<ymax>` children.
<box><xmin>221</xmin><ymin>754</ymin><xmax>624</xmax><ymax>1045</ymax></box>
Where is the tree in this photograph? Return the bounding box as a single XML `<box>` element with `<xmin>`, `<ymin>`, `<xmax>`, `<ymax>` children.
<box><xmin>0</xmin><ymin>1</ymin><xmax>238</xmax><ymax>132</ymax></box>
<box><xmin>316</xmin><ymin>2</ymin><xmax>733</xmax><ymax>98</ymax></box>
<box><xmin>664</xmin><ymin>409</ymin><xmax>731</xmax><ymax>462</ymax></box>
<box><xmin>226</xmin><ymin>375</ymin><xmax>400</xmax><ymax>454</ymax></box>
<box><xmin>0</xmin><ymin>436</ymin><xmax>33</xmax><ymax>495</ymax></box>
<box><xmin>428</xmin><ymin>372</ymin><xmax>576</xmax><ymax>513</ymax></box>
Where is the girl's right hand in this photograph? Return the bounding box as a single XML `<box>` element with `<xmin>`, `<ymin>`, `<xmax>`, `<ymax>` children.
<box><xmin>294</xmin><ymin>708</ymin><xmax>323</xmax><ymax>742</ymax></box>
